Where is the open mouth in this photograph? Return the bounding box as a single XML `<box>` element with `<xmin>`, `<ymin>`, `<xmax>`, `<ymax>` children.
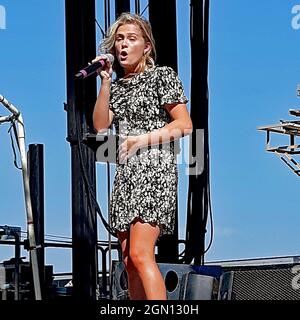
<box><xmin>120</xmin><ymin>51</ymin><xmax>128</xmax><ymax>60</ymax></box>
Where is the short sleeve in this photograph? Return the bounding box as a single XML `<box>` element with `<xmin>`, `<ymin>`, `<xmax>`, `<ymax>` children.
<box><xmin>157</xmin><ymin>66</ymin><xmax>188</xmax><ymax>106</ymax></box>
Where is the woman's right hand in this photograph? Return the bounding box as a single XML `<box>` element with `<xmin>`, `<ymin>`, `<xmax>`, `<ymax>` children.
<box><xmin>91</xmin><ymin>54</ymin><xmax>113</xmax><ymax>81</ymax></box>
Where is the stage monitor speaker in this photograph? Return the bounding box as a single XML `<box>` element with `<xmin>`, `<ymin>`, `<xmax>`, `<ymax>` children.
<box><xmin>179</xmin><ymin>272</ymin><xmax>219</xmax><ymax>300</ymax></box>
<box><xmin>218</xmin><ymin>264</ymin><xmax>300</xmax><ymax>300</ymax></box>
<box><xmin>111</xmin><ymin>261</ymin><xmax>129</xmax><ymax>300</ymax></box>
<box><xmin>111</xmin><ymin>261</ymin><xmax>220</xmax><ymax>300</ymax></box>
<box><xmin>111</xmin><ymin>261</ymin><xmax>194</xmax><ymax>300</ymax></box>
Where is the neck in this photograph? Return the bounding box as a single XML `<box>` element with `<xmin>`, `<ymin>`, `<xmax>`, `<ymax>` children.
<box><xmin>124</xmin><ymin>66</ymin><xmax>138</xmax><ymax>76</ymax></box>
<box><xmin>124</xmin><ymin>60</ymin><xmax>147</xmax><ymax>76</ymax></box>
<box><xmin>123</xmin><ymin>72</ymin><xmax>137</xmax><ymax>78</ymax></box>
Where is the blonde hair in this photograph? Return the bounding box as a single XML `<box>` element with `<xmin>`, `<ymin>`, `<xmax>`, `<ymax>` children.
<box><xmin>100</xmin><ymin>13</ymin><xmax>156</xmax><ymax>78</ymax></box>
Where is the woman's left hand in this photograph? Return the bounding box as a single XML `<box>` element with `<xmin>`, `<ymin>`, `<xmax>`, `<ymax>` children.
<box><xmin>118</xmin><ymin>135</ymin><xmax>141</xmax><ymax>163</ymax></box>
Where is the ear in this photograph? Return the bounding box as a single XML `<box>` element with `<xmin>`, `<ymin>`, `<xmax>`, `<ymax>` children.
<box><xmin>144</xmin><ymin>42</ymin><xmax>151</xmax><ymax>55</ymax></box>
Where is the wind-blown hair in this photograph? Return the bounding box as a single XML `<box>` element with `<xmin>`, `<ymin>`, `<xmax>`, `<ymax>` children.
<box><xmin>99</xmin><ymin>13</ymin><xmax>156</xmax><ymax>78</ymax></box>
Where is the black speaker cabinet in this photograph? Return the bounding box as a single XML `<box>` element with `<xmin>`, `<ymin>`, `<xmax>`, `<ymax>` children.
<box><xmin>218</xmin><ymin>264</ymin><xmax>300</xmax><ymax>300</ymax></box>
<box><xmin>159</xmin><ymin>263</ymin><xmax>194</xmax><ymax>300</ymax></box>
<box><xmin>111</xmin><ymin>261</ymin><xmax>219</xmax><ymax>300</ymax></box>
<box><xmin>111</xmin><ymin>261</ymin><xmax>129</xmax><ymax>300</ymax></box>
<box><xmin>179</xmin><ymin>272</ymin><xmax>219</xmax><ymax>300</ymax></box>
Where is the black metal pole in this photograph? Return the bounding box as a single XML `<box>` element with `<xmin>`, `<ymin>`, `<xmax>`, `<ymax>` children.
<box><xmin>149</xmin><ymin>0</ymin><xmax>178</xmax><ymax>72</ymax></box>
<box><xmin>65</xmin><ymin>0</ymin><xmax>98</xmax><ymax>300</ymax></box>
<box><xmin>135</xmin><ymin>0</ymin><xmax>140</xmax><ymax>14</ymax></box>
<box><xmin>115</xmin><ymin>0</ymin><xmax>130</xmax><ymax>18</ymax></box>
<box><xmin>104</xmin><ymin>0</ymin><xmax>111</xmax><ymax>32</ymax></box>
<box><xmin>149</xmin><ymin>0</ymin><xmax>179</xmax><ymax>263</ymax></box>
<box><xmin>184</xmin><ymin>0</ymin><xmax>210</xmax><ymax>265</ymax></box>
<box><xmin>98</xmin><ymin>246</ymin><xmax>108</xmax><ymax>298</ymax></box>
<box><xmin>14</xmin><ymin>231</ymin><xmax>20</xmax><ymax>300</ymax></box>
<box><xmin>28</xmin><ymin>144</ymin><xmax>45</xmax><ymax>298</ymax></box>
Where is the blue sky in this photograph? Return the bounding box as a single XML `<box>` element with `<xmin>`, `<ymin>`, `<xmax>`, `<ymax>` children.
<box><xmin>1</xmin><ymin>0</ymin><xmax>300</xmax><ymax>274</ymax></box>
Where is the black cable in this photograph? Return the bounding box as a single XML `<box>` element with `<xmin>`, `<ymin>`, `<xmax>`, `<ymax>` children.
<box><xmin>179</xmin><ymin>0</ymin><xmax>213</xmax><ymax>265</ymax></box>
<box><xmin>20</xmin><ymin>230</ymin><xmax>118</xmax><ymax>246</ymax></box>
<box><xmin>140</xmin><ymin>4</ymin><xmax>149</xmax><ymax>16</ymax></box>
<box><xmin>20</xmin><ymin>232</ymin><xmax>118</xmax><ymax>247</ymax></box>
<box><xmin>95</xmin><ymin>18</ymin><xmax>106</xmax><ymax>39</ymax></box>
<box><xmin>203</xmin><ymin>0</ymin><xmax>213</xmax><ymax>255</ymax></box>
<box><xmin>7</xmin><ymin>120</ymin><xmax>22</xmax><ymax>170</ymax></box>
<box><xmin>204</xmin><ymin>151</ymin><xmax>214</xmax><ymax>254</ymax></box>
<box><xmin>20</xmin><ymin>230</ymin><xmax>72</xmax><ymax>240</ymax></box>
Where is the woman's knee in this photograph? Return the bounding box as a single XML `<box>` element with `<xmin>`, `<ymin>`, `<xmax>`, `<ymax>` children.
<box><xmin>129</xmin><ymin>247</ymin><xmax>152</xmax><ymax>269</ymax></box>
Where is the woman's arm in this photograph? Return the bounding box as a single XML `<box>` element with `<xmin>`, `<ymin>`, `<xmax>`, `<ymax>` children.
<box><xmin>92</xmin><ymin>55</ymin><xmax>114</xmax><ymax>132</ymax></box>
<box><xmin>93</xmin><ymin>79</ymin><xmax>114</xmax><ymax>132</ymax></box>
<box><xmin>138</xmin><ymin>103</ymin><xmax>193</xmax><ymax>147</ymax></box>
<box><xmin>118</xmin><ymin>103</ymin><xmax>193</xmax><ymax>163</ymax></box>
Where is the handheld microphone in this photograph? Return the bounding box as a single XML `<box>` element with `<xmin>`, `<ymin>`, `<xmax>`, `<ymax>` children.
<box><xmin>75</xmin><ymin>53</ymin><xmax>114</xmax><ymax>79</ymax></box>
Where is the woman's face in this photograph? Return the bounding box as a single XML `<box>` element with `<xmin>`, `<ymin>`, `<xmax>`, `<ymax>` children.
<box><xmin>114</xmin><ymin>23</ymin><xmax>150</xmax><ymax>75</ymax></box>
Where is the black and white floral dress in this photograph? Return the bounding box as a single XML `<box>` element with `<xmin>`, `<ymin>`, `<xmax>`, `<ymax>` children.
<box><xmin>109</xmin><ymin>66</ymin><xmax>188</xmax><ymax>236</ymax></box>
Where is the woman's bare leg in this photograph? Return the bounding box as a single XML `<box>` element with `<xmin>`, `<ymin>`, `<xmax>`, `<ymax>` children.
<box><xmin>129</xmin><ymin>218</ymin><xmax>167</xmax><ymax>300</ymax></box>
<box><xmin>117</xmin><ymin>231</ymin><xmax>146</xmax><ymax>300</ymax></box>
